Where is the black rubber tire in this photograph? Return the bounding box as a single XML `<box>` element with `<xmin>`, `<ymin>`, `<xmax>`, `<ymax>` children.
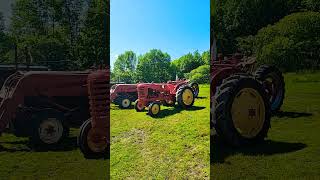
<box><xmin>148</xmin><ymin>102</ymin><xmax>161</xmax><ymax>117</ymax></box>
<box><xmin>255</xmin><ymin>65</ymin><xmax>285</xmax><ymax>112</ymax></box>
<box><xmin>134</xmin><ymin>99</ymin><xmax>145</xmax><ymax>112</ymax></box>
<box><xmin>189</xmin><ymin>82</ymin><xmax>200</xmax><ymax>98</ymax></box>
<box><xmin>176</xmin><ymin>86</ymin><xmax>195</xmax><ymax>108</ymax></box>
<box><xmin>118</xmin><ymin>95</ymin><xmax>131</xmax><ymax>109</ymax></box>
<box><xmin>213</xmin><ymin>75</ymin><xmax>271</xmax><ymax>147</ymax></box>
<box><xmin>78</xmin><ymin>119</ymin><xmax>108</xmax><ymax>159</ymax></box>
<box><xmin>29</xmin><ymin>109</ymin><xmax>69</xmax><ymax>148</ymax></box>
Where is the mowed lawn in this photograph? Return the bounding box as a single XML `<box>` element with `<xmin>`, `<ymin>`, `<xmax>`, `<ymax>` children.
<box><xmin>211</xmin><ymin>72</ymin><xmax>320</xmax><ymax>179</ymax></box>
<box><xmin>110</xmin><ymin>85</ymin><xmax>210</xmax><ymax>179</ymax></box>
<box><xmin>0</xmin><ymin>129</ymin><xmax>109</xmax><ymax>179</ymax></box>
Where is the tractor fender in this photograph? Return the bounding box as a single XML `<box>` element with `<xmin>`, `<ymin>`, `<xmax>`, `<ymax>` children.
<box><xmin>210</xmin><ymin>67</ymin><xmax>241</xmax><ymax>97</ymax></box>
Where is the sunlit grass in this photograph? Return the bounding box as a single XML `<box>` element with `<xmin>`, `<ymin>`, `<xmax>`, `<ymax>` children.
<box><xmin>110</xmin><ymin>85</ymin><xmax>210</xmax><ymax>179</ymax></box>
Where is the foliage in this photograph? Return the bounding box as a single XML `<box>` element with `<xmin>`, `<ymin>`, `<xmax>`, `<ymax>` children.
<box><xmin>1</xmin><ymin>0</ymin><xmax>109</xmax><ymax>70</ymax></box>
<box><xmin>303</xmin><ymin>0</ymin><xmax>320</xmax><ymax>11</ymax></box>
<box><xmin>172</xmin><ymin>50</ymin><xmax>208</xmax><ymax>79</ymax></box>
<box><xmin>186</xmin><ymin>65</ymin><xmax>210</xmax><ymax>84</ymax></box>
<box><xmin>213</xmin><ymin>0</ymin><xmax>300</xmax><ymax>54</ymax></box>
<box><xmin>135</xmin><ymin>49</ymin><xmax>172</xmax><ymax>83</ymax></box>
<box><xmin>112</xmin><ymin>51</ymin><xmax>137</xmax><ymax>83</ymax></box>
<box><xmin>246</xmin><ymin>12</ymin><xmax>320</xmax><ymax>71</ymax></box>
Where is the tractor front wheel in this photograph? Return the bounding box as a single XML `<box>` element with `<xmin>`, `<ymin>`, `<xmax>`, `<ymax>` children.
<box><xmin>255</xmin><ymin>65</ymin><xmax>285</xmax><ymax>112</ymax></box>
<box><xmin>190</xmin><ymin>82</ymin><xmax>199</xmax><ymax>98</ymax></box>
<box><xmin>176</xmin><ymin>86</ymin><xmax>195</xmax><ymax>108</ymax></box>
<box><xmin>78</xmin><ymin>119</ymin><xmax>108</xmax><ymax>159</ymax></box>
<box><xmin>213</xmin><ymin>75</ymin><xmax>271</xmax><ymax>146</ymax></box>
<box><xmin>148</xmin><ymin>102</ymin><xmax>161</xmax><ymax>117</ymax></box>
<box><xmin>134</xmin><ymin>99</ymin><xmax>145</xmax><ymax>112</ymax></box>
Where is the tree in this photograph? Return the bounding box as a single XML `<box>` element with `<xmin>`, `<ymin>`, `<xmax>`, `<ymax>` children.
<box><xmin>0</xmin><ymin>12</ymin><xmax>14</xmax><ymax>63</ymax></box>
<box><xmin>77</xmin><ymin>0</ymin><xmax>109</xmax><ymax>69</ymax></box>
<box><xmin>249</xmin><ymin>12</ymin><xmax>320</xmax><ymax>71</ymax></box>
<box><xmin>113</xmin><ymin>51</ymin><xmax>137</xmax><ymax>83</ymax></box>
<box><xmin>172</xmin><ymin>50</ymin><xmax>205</xmax><ymax>78</ymax></box>
<box><xmin>186</xmin><ymin>65</ymin><xmax>210</xmax><ymax>84</ymax></box>
<box><xmin>136</xmin><ymin>49</ymin><xmax>172</xmax><ymax>83</ymax></box>
<box><xmin>213</xmin><ymin>0</ymin><xmax>300</xmax><ymax>54</ymax></box>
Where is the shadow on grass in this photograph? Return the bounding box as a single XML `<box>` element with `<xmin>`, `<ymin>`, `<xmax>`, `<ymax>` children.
<box><xmin>211</xmin><ymin>135</ymin><xmax>307</xmax><ymax>164</ymax></box>
<box><xmin>152</xmin><ymin>106</ymin><xmax>206</xmax><ymax>119</ymax></box>
<box><xmin>0</xmin><ymin>136</ymin><xmax>78</xmax><ymax>152</ymax></box>
<box><xmin>274</xmin><ymin>111</ymin><xmax>313</xmax><ymax>118</ymax></box>
<box><xmin>196</xmin><ymin>96</ymin><xmax>207</xmax><ymax>99</ymax></box>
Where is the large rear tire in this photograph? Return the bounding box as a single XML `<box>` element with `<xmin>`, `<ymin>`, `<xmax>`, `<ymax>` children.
<box><xmin>212</xmin><ymin>75</ymin><xmax>271</xmax><ymax>146</ymax></box>
<box><xmin>176</xmin><ymin>86</ymin><xmax>195</xmax><ymax>108</ymax></box>
<box><xmin>78</xmin><ymin>119</ymin><xmax>108</xmax><ymax>159</ymax></box>
<box><xmin>255</xmin><ymin>65</ymin><xmax>285</xmax><ymax>112</ymax></box>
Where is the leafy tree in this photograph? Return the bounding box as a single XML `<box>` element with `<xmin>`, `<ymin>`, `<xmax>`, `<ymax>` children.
<box><xmin>136</xmin><ymin>49</ymin><xmax>172</xmax><ymax>83</ymax></box>
<box><xmin>77</xmin><ymin>0</ymin><xmax>109</xmax><ymax>69</ymax></box>
<box><xmin>213</xmin><ymin>0</ymin><xmax>300</xmax><ymax>54</ymax></box>
<box><xmin>303</xmin><ymin>0</ymin><xmax>320</xmax><ymax>11</ymax></box>
<box><xmin>187</xmin><ymin>65</ymin><xmax>210</xmax><ymax>84</ymax></box>
<box><xmin>172</xmin><ymin>50</ymin><xmax>205</xmax><ymax>78</ymax></box>
<box><xmin>250</xmin><ymin>12</ymin><xmax>320</xmax><ymax>71</ymax></box>
<box><xmin>113</xmin><ymin>51</ymin><xmax>137</xmax><ymax>83</ymax></box>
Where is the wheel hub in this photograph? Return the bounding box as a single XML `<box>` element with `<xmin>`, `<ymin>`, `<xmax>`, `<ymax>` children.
<box><xmin>39</xmin><ymin>118</ymin><xmax>63</xmax><ymax>144</ymax></box>
<box><xmin>182</xmin><ymin>89</ymin><xmax>194</xmax><ymax>105</ymax></box>
<box><xmin>231</xmin><ymin>88</ymin><xmax>265</xmax><ymax>138</ymax></box>
<box><xmin>151</xmin><ymin>104</ymin><xmax>160</xmax><ymax>114</ymax></box>
<box><xmin>122</xmin><ymin>99</ymin><xmax>130</xmax><ymax>107</ymax></box>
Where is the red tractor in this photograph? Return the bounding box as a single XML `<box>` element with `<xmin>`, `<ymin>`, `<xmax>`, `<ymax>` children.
<box><xmin>210</xmin><ymin>33</ymin><xmax>285</xmax><ymax>146</ymax></box>
<box><xmin>78</xmin><ymin>69</ymin><xmax>109</xmax><ymax>159</ymax></box>
<box><xmin>111</xmin><ymin>80</ymin><xmax>199</xmax><ymax>110</ymax></box>
<box><xmin>110</xmin><ymin>84</ymin><xmax>138</xmax><ymax>109</ymax></box>
<box><xmin>0</xmin><ymin>71</ymin><xmax>91</xmax><ymax>147</ymax></box>
<box><xmin>134</xmin><ymin>82</ymin><xmax>195</xmax><ymax>117</ymax></box>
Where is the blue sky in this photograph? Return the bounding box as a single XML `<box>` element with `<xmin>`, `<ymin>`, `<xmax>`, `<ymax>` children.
<box><xmin>110</xmin><ymin>0</ymin><xmax>210</xmax><ymax>69</ymax></box>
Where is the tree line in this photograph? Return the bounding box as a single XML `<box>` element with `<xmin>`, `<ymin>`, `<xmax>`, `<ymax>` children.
<box><xmin>111</xmin><ymin>49</ymin><xmax>210</xmax><ymax>84</ymax></box>
<box><xmin>212</xmin><ymin>0</ymin><xmax>320</xmax><ymax>72</ymax></box>
<box><xmin>0</xmin><ymin>0</ymin><xmax>109</xmax><ymax>70</ymax></box>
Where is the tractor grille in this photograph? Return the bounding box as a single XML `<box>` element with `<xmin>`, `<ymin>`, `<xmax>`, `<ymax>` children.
<box><xmin>87</xmin><ymin>69</ymin><xmax>110</xmax><ymax>145</ymax></box>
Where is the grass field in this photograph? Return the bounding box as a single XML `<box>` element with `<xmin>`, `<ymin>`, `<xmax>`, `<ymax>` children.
<box><xmin>110</xmin><ymin>85</ymin><xmax>210</xmax><ymax>179</ymax></box>
<box><xmin>0</xmin><ymin>129</ymin><xmax>109</xmax><ymax>179</ymax></box>
<box><xmin>211</xmin><ymin>72</ymin><xmax>320</xmax><ymax>179</ymax></box>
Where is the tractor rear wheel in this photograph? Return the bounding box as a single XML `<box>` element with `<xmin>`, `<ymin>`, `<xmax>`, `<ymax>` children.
<box><xmin>213</xmin><ymin>75</ymin><xmax>271</xmax><ymax>146</ymax></box>
<box><xmin>190</xmin><ymin>82</ymin><xmax>199</xmax><ymax>98</ymax></box>
<box><xmin>148</xmin><ymin>102</ymin><xmax>161</xmax><ymax>117</ymax></box>
<box><xmin>134</xmin><ymin>99</ymin><xmax>145</xmax><ymax>112</ymax></box>
<box><xmin>119</xmin><ymin>95</ymin><xmax>131</xmax><ymax>109</ymax></box>
<box><xmin>78</xmin><ymin>119</ymin><xmax>108</xmax><ymax>159</ymax></box>
<box><xmin>255</xmin><ymin>65</ymin><xmax>285</xmax><ymax>112</ymax></box>
<box><xmin>176</xmin><ymin>86</ymin><xmax>195</xmax><ymax>108</ymax></box>
<box><xmin>30</xmin><ymin>109</ymin><xmax>69</xmax><ymax>148</ymax></box>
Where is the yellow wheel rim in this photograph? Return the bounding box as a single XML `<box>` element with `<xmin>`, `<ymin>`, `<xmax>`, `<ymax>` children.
<box><xmin>231</xmin><ymin>88</ymin><xmax>265</xmax><ymax>138</ymax></box>
<box><xmin>182</xmin><ymin>89</ymin><xmax>194</xmax><ymax>105</ymax></box>
<box><xmin>151</xmin><ymin>104</ymin><xmax>160</xmax><ymax>115</ymax></box>
<box><xmin>87</xmin><ymin>129</ymin><xmax>107</xmax><ymax>153</ymax></box>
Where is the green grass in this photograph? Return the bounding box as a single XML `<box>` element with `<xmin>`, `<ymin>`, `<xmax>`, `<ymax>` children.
<box><xmin>211</xmin><ymin>72</ymin><xmax>320</xmax><ymax>179</ymax></box>
<box><xmin>0</xmin><ymin>129</ymin><xmax>108</xmax><ymax>179</ymax></box>
<box><xmin>110</xmin><ymin>85</ymin><xmax>210</xmax><ymax>179</ymax></box>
